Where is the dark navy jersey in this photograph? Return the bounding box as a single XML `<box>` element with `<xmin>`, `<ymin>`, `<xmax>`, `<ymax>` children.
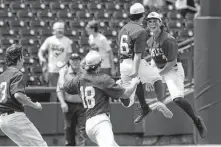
<box><xmin>147</xmin><ymin>31</ymin><xmax>179</xmax><ymax>69</ymax></box>
<box><xmin>64</xmin><ymin>72</ymin><xmax>125</xmax><ymax>120</ymax></box>
<box><xmin>117</xmin><ymin>21</ymin><xmax>148</xmax><ymax>59</ymax></box>
<box><xmin>0</xmin><ymin>67</ymin><xmax>25</xmax><ymax>112</ymax></box>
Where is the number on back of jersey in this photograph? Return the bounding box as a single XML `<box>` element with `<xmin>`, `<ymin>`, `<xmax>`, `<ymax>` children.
<box><xmin>0</xmin><ymin>82</ymin><xmax>7</xmax><ymax>103</ymax></box>
<box><xmin>80</xmin><ymin>86</ymin><xmax>95</xmax><ymax>109</ymax></box>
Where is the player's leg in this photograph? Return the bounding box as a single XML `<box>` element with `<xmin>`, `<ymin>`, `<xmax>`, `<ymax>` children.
<box><xmin>0</xmin><ymin>112</ymin><xmax>47</xmax><ymax>146</ymax></box>
<box><xmin>94</xmin><ymin>120</ymin><xmax>119</xmax><ymax>147</ymax></box>
<box><xmin>134</xmin><ymin>59</ymin><xmax>173</xmax><ymax>123</ymax></box>
<box><xmin>165</xmin><ymin>63</ymin><xmax>207</xmax><ymax>138</ymax></box>
<box><xmin>64</xmin><ymin>104</ymin><xmax>76</xmax><ymax>146</ymax></box>
<box><xmin>75</xmin><ymin>104</ymin><xmax>87</xmax><ymax>146</ymax></box>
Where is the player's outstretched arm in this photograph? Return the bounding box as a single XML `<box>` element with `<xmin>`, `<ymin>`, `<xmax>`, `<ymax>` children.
<box><xmin>121</xmin><ymin>77</ymin><xmax>140</xmax><ymax>99</ymax></box>
<box><xmin>14</xmin><ymin>92</ymin><xmax>42</xmax><ymax>110</ymax></box>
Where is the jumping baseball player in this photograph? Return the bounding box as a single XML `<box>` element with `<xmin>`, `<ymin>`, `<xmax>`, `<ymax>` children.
<box><xmin>0</xmin><ymin>44</ymin><xmax>47</xmax><ymax>146</ymax></box>
<box><xmin>146</xmin><ymin>12</ymin><xmax>207</xmax><ymax>138</ymax></box>
<box><xmin>62</xmin><ymin>50</ymin><xmax>140</xmax><ymax>147</ymax></box>
<box><xmin>117</xmin><ymin>3</ymin><xmax>173</xmax><ymax>123</ymax></box>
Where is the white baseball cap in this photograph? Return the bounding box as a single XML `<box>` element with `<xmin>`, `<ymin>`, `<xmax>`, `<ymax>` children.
<box><xmin>85</xmin><ymin>51</ymin><xmax>102</xmax><ymax>67</ymax></box>
<box><xmin>130</xmin><ymin>3</ymin><xmax>145</xmax><ymax>15</ymax></box>
<box><xmin>147</xmin><ymin>12</ymin><xmax>162</xmax><ymax>21</ymax></box>
<box><xmin>53</xmin><ymin>22</ymin><xmax>65</xmax><ymax>30</ymax></box>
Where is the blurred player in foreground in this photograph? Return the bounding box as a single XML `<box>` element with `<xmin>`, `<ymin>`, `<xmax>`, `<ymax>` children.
<box><xmin>63</xmin><ymin>51</ymin><xmax>140</xmax><ymax>147</ymax></box>
<box><xmin>146</xmin><ymin>12</ymin><xmax>207</xmax><ymax>138</ymax></box>
<box><xmin>0</xmin><ymin>44</ymin><xmax>47</xmax><ymax>146</ymax></box>
<box><xmin>57</xmin><ymin>53</ymin><xmax>87</xmax><ymax>146</ymax></box>
<box><xmin>117</xmin><ymin>3</ymin><xmax>173</xmax><ymax>123</ymax></box>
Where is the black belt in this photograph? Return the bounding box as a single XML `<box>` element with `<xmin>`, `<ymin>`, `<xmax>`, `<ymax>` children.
<box><xmin>0</xmin><ymin>111</ymin><xmax>15</xmax><ymax>115</ymax></box>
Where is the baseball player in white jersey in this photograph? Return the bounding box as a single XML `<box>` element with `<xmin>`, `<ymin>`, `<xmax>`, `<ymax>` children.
<box><xmin>117</xmin><ymin>3</ymin><xmax>173</xmax><ymax>124</ymax></box>
<box><xmin>146</xmin><ymin>12</ymin><xmax>207</xmax><ymax>138</ymax></box>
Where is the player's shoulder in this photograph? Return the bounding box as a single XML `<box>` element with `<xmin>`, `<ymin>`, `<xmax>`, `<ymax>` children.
<box><xmin>162</xmin><ymin>31</ymin><xmax>176</xmax><ymax>42</ymax></box>
<box><xmin>59</xmin><ymin>65</ymin><xmax>69</xmax><ymax>75</ymax></box>
<box><xmin>98</xmin><ymin>33</ymin><xmax>107</xmax><ymax>41</ymax></box>
<box><xmin>7</xmin><ymin>67</ymin><xmax>23</xmax><ymax>79</ymax></box>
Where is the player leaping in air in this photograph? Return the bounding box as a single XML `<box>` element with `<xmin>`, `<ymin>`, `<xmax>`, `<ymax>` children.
<box><xmin>146</xmin><ymin>12</ymin><xmax>207</xmax><ymax>138</ymax></box>
<box><xmin>117</xmin><ymin>3</ymin><xmax>173</xmax><ymax>123</ymax></box>
<box><xmin>62</xmin><ymin>51</ymin><xmax>141</xmax><ymax>147</ymax></box>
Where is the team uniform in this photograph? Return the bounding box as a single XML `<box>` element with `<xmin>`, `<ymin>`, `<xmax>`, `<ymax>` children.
<box><xmin>64</xmin><ymin>72</ymin><xmax>125</xmax><ymax>147</ymax></box>
<box><xmin>0</xmin><ymin>67</ymin><xmax>47</xmax><ymax>146</ymax></box>
<box><xmin>117</xmin><ymin>21</ymin><xmax>162</xmax><ymax>107</ymax></box>
<box><xmin>147</xmin><ymin>31</ymin><xmax>185</xmax><ymax>100</ymax></box>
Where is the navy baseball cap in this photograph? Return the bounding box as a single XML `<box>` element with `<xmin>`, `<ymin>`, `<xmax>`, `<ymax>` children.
<box><xmin>70</xmin><ymin>53</ymin><xmax>81</xmax><ymax>60</ymax></box>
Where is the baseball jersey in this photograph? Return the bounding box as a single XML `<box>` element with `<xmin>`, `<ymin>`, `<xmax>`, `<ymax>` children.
<box><xmin>39</xmin><ymin>35</ymin><xmax>72</xmax><ymax>73</ymax></box>
<box><xmin>0</xmin><ymin>67</ymin><xmax>25</xmax><ymax>112</ymax></box>
<box><xmin>88</xmin><ymin>33</ymin><xmax>112</xmax><ymax>68</ymax></box>
<box><xmin>147</xmin><ymin>31</ymin><xmax>179</xmax><ymax>69</ymax></box>
<box><xmin>63</xmin><ymin>73</ymin><xmax>125</xmax><ymax>120</ymax></box>
<box><xmin>117</xmin><ymin>21</ymin><xmax>148</xmax><ymax>59</ymax></box>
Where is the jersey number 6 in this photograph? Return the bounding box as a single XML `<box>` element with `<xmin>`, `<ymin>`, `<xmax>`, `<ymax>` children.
<box><xmin>80</xmin><ymin>86</ymin><xmax>95</xmax><ymax>109</ymax></box>
<box><xmin>120</xmin><ymin>35</ymin><xmax>129</xmax><ymax>55</ymax></box>
<box><xmin>0</xmin><ymin>82</ymin><xmax>7</xmax><ymax>103</ymax></box>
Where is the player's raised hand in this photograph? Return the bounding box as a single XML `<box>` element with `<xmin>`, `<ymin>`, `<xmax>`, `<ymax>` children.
<box><xmin>34</xmin><ymin>102</ymin><xmax>43</xmax><ymax>111</ymax></box>
<box><xmin>130</xmin><ymin>77</ymin><xmax>140</xmax><ymax>85</ymax></box>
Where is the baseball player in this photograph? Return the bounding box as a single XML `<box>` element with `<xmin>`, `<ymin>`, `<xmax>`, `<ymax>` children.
<box><xmin>38</xmin><ymin>21</ymin><xmax>72</xmax><ymax>102</ymax></box>
<box><xmin>63</xmin><ymin>51</ymin><xmax>140</xmax><ymax>147</ymax></box>
<box><xmin>117</xmin><ymin>3</ymin><xmax>173</xmax><ymax>124</ymax></box>
<box><xmin>57</xmin><ymin>53</ymin><xmax>87</xmax><ymax>146</ymax></box>
<box><xmin>146</xmin><ymin>12</ymin><xmax>207</xmax><ymax>138</ymax></box>
<box><xmin>0</xmin><ymin>44</ymin><xmax>47</xmax><ymax>146</ymax></box>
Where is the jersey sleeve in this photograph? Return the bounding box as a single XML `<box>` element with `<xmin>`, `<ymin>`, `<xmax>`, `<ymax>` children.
<box><xmin>66</xmin><ymin>38</ymin><xmax>73</xmax><ymax>53</ymax></box>
<box><xmin>102</xmin><ymin>75</ymin><xmax>125</xmax><ymax>100</ymax></box>
<box><xmin>134</xmin><ymin>30</ymin><xmax>147</xmax><ymax>53</ymax></box>
<box><xmin>162</xmin><ymin>38</ymin><xmax>178</xmax><ymax>62</ymax></box>
<box><xmin>63</xmin><ymin>75</ymin><xmax>80</xmax><ymax>95</ymax></box>
<box><xmin>39</xmin><ymin>37</ymin><xmax>50</xmax><ymax>52</ymax></box>
<box><xmin>10</xmin><ymin>72</ymin><xmax>26</xmax><ymax>95</ymax></box>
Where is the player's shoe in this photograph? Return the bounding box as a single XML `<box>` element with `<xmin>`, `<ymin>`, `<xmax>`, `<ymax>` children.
<box><xmin>149</xmin><ymin>101</ymin><xmax>173</xmax><ymax>118</ymax></box>
<box><xmin>195</xmin><ymin>116</ymin><xmax>207</xmax><ymax>138</ymax></box>
<box><xmin>134</xmin><ymin>104</ymin><xmax>152</xmax><ymax>124</ymax></box>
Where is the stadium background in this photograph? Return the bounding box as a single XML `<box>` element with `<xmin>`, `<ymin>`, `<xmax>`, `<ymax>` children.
<box><xmin>0</xmin><ymin>0</ymin><xmax>217</xmax><ymax>146</ymax></box>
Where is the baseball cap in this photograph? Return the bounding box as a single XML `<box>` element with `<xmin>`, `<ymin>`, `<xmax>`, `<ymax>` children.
<box><xmin>130</xmin><ymin>3</ymin><xmax>145</xmax><ymax>15</ymax></box>
<box><xmin>53</xmin><ymin>22</ymin><xmax>65</xmax><ymax>30</ymax></box>
<box><xmin>70</xmin><ymin>53</ymin><xmax>81</xmax><ymax>60</ymax></box>
<box><xmin>85</xmin><ymin>51</ymin><xmax>102</xmax><ymax>67</ymax></box>
<box><xmin>147</xmin><ymin>12</ymin><xmax>162</xmax><ymax>21</ymax></box>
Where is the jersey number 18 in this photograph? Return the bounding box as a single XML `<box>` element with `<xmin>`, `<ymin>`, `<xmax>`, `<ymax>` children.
<box><xmin>80</xmin><ymin>86</ymin><xmax>95</xmax><ymax>109</ymax></box>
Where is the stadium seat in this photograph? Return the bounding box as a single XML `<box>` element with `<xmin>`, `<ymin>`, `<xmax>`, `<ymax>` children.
<box><xmin>76</xmin><ymin>10</ymin><xmax>93</xmax><ymax>21</ymax></box>
<box><xmin>105</xmin><ymin>3</ymin><xmax>121</xmax><ymax>13</ymax></box>
<box><xmin>185</xmin><ymin>12</ymin><xmax>194</xmax><ymax>20</ymax></box>
<box><xmin>167</xmin><ymin>20</ymin><xmax>183</xmax><ymax>30</ymax></box>
<box><xmin>29</xmin><ymin>1</ymin><xmax>47</xmax><ymax>13</ymax></box>
<box><xmin>64</xmin><ymin>28</ymin><xmax>79</xmax><ymax>38</ymax></box>
<box><xmin>3</xmin><ymin>0</ymin><xmax>17</xmax><ymax>5</ymax></box>
<box><xmin>37</xmin><ymin>10</ymin><xmax>55</xmax><ymax>21</ymax></box>
<box><xmin>49</xmin><ymin>2</ymin><xmax>66</xmax><ymax>13</ymax></box>
<box><xmin>102</xmin><ymin>28</ymin><xmax>117</xmax><ymax>40</ymax></box>
<box><xmin>94</xmin><ymin>10</ymin><xmax>110</xmax><ymax>21</ymax></box>
<box><xmin>69</xmin><ymin>20</ymin><xmax>86</xmax><ymax>30</ymax></box>
<box><xmin>9</xmin><ymin>1</ymin><xmax>26</xmax><ymax>12</ymax></box>
<box><xmin>112</xmin><ymin>11</ymin><xmax>128</xmax><ymax>21</ymax></box>
<box><xmin>19</xmin><ymin>28</ymin><xmax>37</xmax><ymax>39</ymax></box>
<box><xmin>167</xmin><ymin>11</ymin><xmax>183</xmax><ymax>20</ymax></box>
<box><xmin>8</xmin><ymin>20</ymin><xmax>27</xmax><ymax>28</ymax></box>
<box><xmin>178</xmin><ymin>29</ymin><xmax>194</xmax><ymax>40</ymax></box>
<box><xmin>1</xmin><ymin>28</ymin><xmax>18</xmax><ymax>39</ymax></box>
<box><xmin>27</xmin><ymin>46</ymin><xmax>39</xmax><ymax>58</ymax></box>
<box><xmin>68</xmin><ymin>1</ymin><xmax>84</xmax><ymax>11</ymax></box>
<box><xmin>0</xmin><ymin>11</ymin><xmax>14</xmax><ymax>21</ymax></box>
<box><xmin>41</xmin><ymin>0</ymin><xmax>58</xmax><ymax>4</ymax></box>
<box><xmin>109</xmin><ymin>20</ymin><xmax>125</xmax><ymax>29</ymax></box>
<box><xmin>20</xmin><ymin>38</ymin><xmax>39</xmax><ymax>48</ymax></box>
<box><xmin>39</xmin><ymin>28</ymin><xmax>52</xmax><ymax>38</ymax></box>
<box><xmin>57</xmin><ymin>10</ymin><xmax>74</xmax><ymax>21</ymax></box>
<box><xmin>29</xmin><ymin>19</ymin><xmax>47</xmax><ymax>29</ymax></box>
<box><xmin>87</xmin><ymin>2</ymin><xmax>103</xmax><ymax>13</ymax></box>
<box><xmin>1</xmin><ymin>38</ymin><xmax>17</xmax><ymax>47</ymax></box>
<box><xmin>17</xmin><ymin>10</ymin><xmax>34</xmax><ymax>21</ymax></box>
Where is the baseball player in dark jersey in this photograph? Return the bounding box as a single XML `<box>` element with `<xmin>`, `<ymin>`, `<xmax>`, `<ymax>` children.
<box><xmin>0</xmin><ymin>44</ymin><xmax>47</xmax><ymax>146</ymax></box>
<box><xmin>146</xmin><ymin>12</ymin><xmax>207</xmax><ymax>138</ymax></box>
<box><xmin>57</xmin><ymin>53</ymin><xmax>87</xmax><ymax>146</ymax></box>
<box><xmin>117</xmin><ymin>3</ymin><xmax>173</xmax><ymax>124</ymax></box>
<box><xmin>63</xmin><ymin>50</ymin><xmax>140</xmax><ymax>147</ymax></box>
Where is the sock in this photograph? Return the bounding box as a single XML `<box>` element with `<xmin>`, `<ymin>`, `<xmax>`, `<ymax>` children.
<box><xmin>136</xmin><ymin>82</ymin><xmax>148</xmax><ymax>108</ymax></box>
<box><xmin>173</xmin><ymin>97</ymin><xmax>198</xmax><ymax>124</ymax></box>
<box><xmin>153</xmin><ymin>80</ymin><xmax>165</xmax><ymax>102</ymax></box>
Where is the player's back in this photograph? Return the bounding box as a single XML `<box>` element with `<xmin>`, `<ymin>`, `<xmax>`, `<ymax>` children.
<box><xmin>118</xmin><ymin>21</ymin><xmax>147</xmax><ymax>59</ymax></box>
<box><xmin>0</xmin><ymin>67</ymin><xmax>24</xmax><ymax>112</ymax></box>
<box><xmin>79</xmin><ymin>72</ymin><xmax>123</xmax><ymax>120</ymax></box>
